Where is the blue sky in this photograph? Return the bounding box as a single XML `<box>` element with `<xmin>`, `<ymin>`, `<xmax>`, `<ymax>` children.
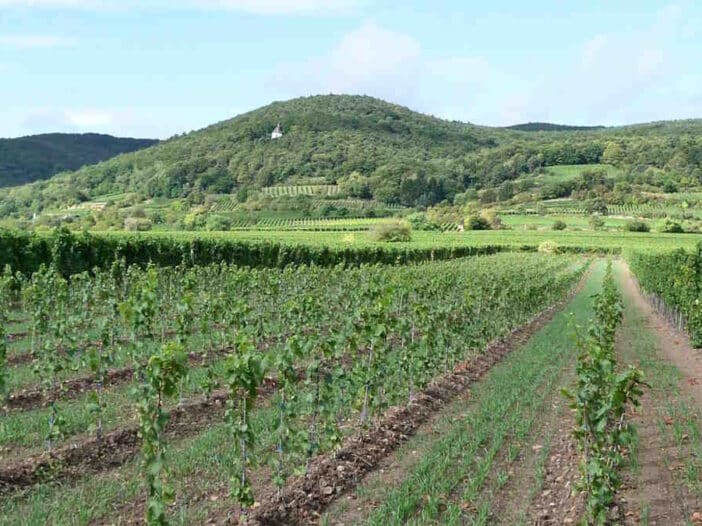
<box><xmin>1</xmin><ymin>0</ymin><xmax>700</xmax><ymax>138</ymax></box>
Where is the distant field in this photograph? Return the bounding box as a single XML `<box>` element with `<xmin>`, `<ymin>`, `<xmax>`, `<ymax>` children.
<box><xmin>260</xmin><ymin>184</ymin><xmax>341</xmax><ymax>197</ymax></box>
<box><xmin>125</xmin><ymin>229</ymin><xmax>701</xmax><ymax>252</ymax></box>
<box><xmin>500</xmin><ymin>214</ymin><xmax>629</xmax><ymax>229</ymax></box>
<box><xmin>537</xmin><ymin>163</ymin><xmax>622</xmax><ymax>183</ymax></box>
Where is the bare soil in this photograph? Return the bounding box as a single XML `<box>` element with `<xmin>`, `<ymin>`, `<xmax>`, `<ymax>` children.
<box><xmin>616</xmin><ymin>262</ymin><xmax>702</xmax><ymax>525</ymax></box>
<box><xmin>233</xmin><ymin>271</ymin><xmax>589</xmax><ymax>525</ymax></box>
<box><xmin>0</xmin><ymin>377</ymin><xmax>281</xmax><ymax>495</ymax></box>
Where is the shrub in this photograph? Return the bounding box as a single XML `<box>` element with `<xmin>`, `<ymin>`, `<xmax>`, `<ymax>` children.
<box><xmin>481</xmin><ymin>210</ymin><xmax>503</xmax><ymax>229</ymax></box>
<box><xmin>369</xmin><ymin>221</ymin><xmax>412</xmax><ymax>242</ymax></box>
<box><xmin>466</xmin><ymin>215</ymin><xmax>491</xmax><ymax>230</ymax></box>
<box><xmin>406</xmin><ymin>213</ymin><xmax>440</xmax><ymax>231</ymax></box>
<box><xmin>552</xmin><ymin>220</ymin><xmax>567</xmax><ymax>231</ymax></box>
<box><xmin>538</xmin><ymin>241</ymin><xmax>559</xmax><ymax>254</ymax></box>
<box><xmin>124</xmin><ymin>217</ymin><xmax>153</xmax><ymax>231</ymax></box>
<box><xmin>205</xmin><ymin>214</ymin><xmax>233</xmax><ymax>231</ymax></box>
<box><xmin>661</xmin><ymin>220</ymin><xmax>684</xmax><ymax>233</ymax></box>
<box><xmin>589</xmin><ymin>215</ymin><xmax>605</xmax><ymax>230</ymax></box>
<box><xmin>624</xmin><ymin>220</ymin><xmax>650</xmax><ymax>233</ymax></box>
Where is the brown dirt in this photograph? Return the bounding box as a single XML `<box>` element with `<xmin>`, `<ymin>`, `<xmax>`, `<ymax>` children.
<box><xmin>615</xmin><ymin>262</ymin><xmax>701</xmax><ymax>525</ymax></box>
<box><xmin>619</xmin><ymin>399</ymin><xmax>693</xmax><ymax>525</ymax></box>
<box><xmin>226</xmin><ymin>269</ymin><xmax>590</xmax><ymax>526</ymax></box>
<box><xmin>480</xmin><ymin>377</ymin><xmax>583</xmax><ymax>525</ymax></box>
<box><xmin>525</xmin><ymin>401</ymin><xmax>583</xmax><ymax>525</ymax></box>
<box><xmin>619</xmin><ymin>262</ymin><xmax>702</xmax><ymax>407</ymax></box>
<box><xmin>6</xmin><ymin>348</ymin><xmax>223</xmax><ymax>412</ymax></box>
<box><xmin>0</xmin><ymin>377</ymin><xmax>281</xmax><ymax>495</ymax></box>
<box><xmin>6</xmin><ymin>331</ymin><xmax>290</xmax><ymax>412</ymax></box>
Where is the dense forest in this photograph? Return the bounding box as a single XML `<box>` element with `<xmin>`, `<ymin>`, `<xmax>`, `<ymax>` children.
<box><xmin>503</xmin><ymin>122</ymin><xmax>605</xmax><ymax>132</ymax></box>
<box><xmin>0</xmin><ymin>133</ymin><xmax>157</xmax><ymax>188</ymax></box>
<box><xmin>0</xmin><ymin>95</ymin><xmax>701</xmax><ymax>217</ymax></box>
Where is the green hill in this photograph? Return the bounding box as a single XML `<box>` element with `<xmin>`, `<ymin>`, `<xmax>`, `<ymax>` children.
<box><xmin>504</xmin><ymin>122</ymin><xmax>606</xmax><ymax>132</ymax></box>
<box><xmin>0</xmin><ymin>95</ymin><xmax>701</xmax><ymax>221</ymax></box>
<box><xmin>0</xmin><ymin>133</ymin><xmax>157</xmax><ymax>188</ymax></box>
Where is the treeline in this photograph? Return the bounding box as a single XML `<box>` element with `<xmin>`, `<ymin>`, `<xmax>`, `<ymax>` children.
<box><xmin>0</xmin><ymin>133</ymin><xmax>157</xmax><ymax>188</ymax></box>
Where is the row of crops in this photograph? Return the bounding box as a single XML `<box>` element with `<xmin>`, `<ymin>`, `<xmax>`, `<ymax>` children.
<box><xmin>260</xmin><ymin>184</ymin><xmax>341</xmax><ymax>197</ymax></box>
<box><xmin>211</xmin><ymin>196</ymin><xmax>405</xmax><ymax>214</ymax></box>
<box><xmin>503</xmin><ymin>201</ymin><xmax>695</xmax><ymax>218</ymax></box>
<box><xmin>0</xmin><ymin>228</ymin><xmax>513</xmax><ymax>276</ymax></box>
<box><xmin>226</xmin><ymin>217</ymin><xmax>391</xmax><ymax>231</ymax></box>
<box><xmin>629</xmin><ymin>243</ymin><xmax>702</xmax><ymax>346</ymax></box>
<box><xmin>0</xmin><ymin>253</ymin><xmax>586</xmax><ymax>523</ymax></box>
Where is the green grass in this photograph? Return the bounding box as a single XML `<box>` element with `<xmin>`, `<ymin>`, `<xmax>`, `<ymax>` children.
<box><xmin>326</xmin><ymin>262</ymin><xmax>603</xmax><ymax>526</ymax></box>
<box><xmin>117</xmin><ymin>229</ymin><xmax>700</xmax><ymax>253</ymax></box>
<box><xmin>614</xmin><ymin>262</ymin><xmax>702</xmax><ymax>517</ymax></box>
<box><xmin>501</xmin><ymin>214</ymin><xmax>629</xmax><ymax>229</ymax></box>
<box><xmin>537</xmin><ymin>163</ymin><xmax>622</xmax><ymax>183</ymax></box>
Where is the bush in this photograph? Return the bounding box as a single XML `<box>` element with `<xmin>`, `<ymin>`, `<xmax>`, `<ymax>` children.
<box><xmin>369</xmin><ymin>221</ymin><xmax>412</xmax><ymax>242</ymax></box>
<box><xmin>538</xmin><ymin>241</ymin><xmax>559</xmax><ymax>254</ymax></box>
<box><xmin>205</xmin><ymin>215</ymin><xmax>233</xmax><ymax>231</ymax></box>
<box><xmin>124</xmin><ymin>217</ymin><xmax>153</xmax><ymax>231</ymax></box>
<box><xmin>552</xmin><ymin>220</ymin><xmax>567</xmax><ymax>231</ymax></box>
<box><xmin>661</xmin><ymin>220</ymin><xmax>684</xmax><ymax>233</ymax></box>
<box><xmin>406</xmin><ymin>212</ymin><xmax>440</xmax><ymax>231</ymax></box>
<box><xmin>466</xmin><ymin>215</ymin><xmax>491</xmax><ymax>230</ymax></box>
<box><xmin>589</xmin><ymin>215</ymin><xmax>605</xmax><ymax>230</ymax></box>
<box><xmin>624</xmin><ymin>220</ymin><xmax>650</xmax><ymax>233</ymax></box>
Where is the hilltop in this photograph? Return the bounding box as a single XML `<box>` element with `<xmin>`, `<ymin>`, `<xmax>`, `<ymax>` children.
<box><xmin>504</xmin><ymin>122</ymin><xmax>606</xmax><ymax>132</ymax></box>
<box><xmin>0</xmin><ymin>95</ymin><xmax>700</xmax><ymax>227</ymax></box>
<box><xmin>0</xmin><ymin>133</ymin><xmax>157</xmax><ymax>188</ymax></box>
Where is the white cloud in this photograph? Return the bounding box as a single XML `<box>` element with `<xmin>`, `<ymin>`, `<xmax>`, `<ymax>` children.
<box><xmin>64</xmin><ymin>109</ymin><xmax>115</xmax><ymax>127</ymax></box>
<box><xmin>272</xmin><ymin>21</ymin><xmax>486</xmax><ymax>120</ymax></box>
<box><xmin>23</xmin><ymin>108</ymin><xmax>116</xmax><ymax>131</ymax></box>
<box><xmin>0</xmin><ymin>35</ymin><xmax>72</xmax><ymax>48</ymax></box>
<box><xmin>0</xmin><ymin>0</ymin><xmax>367</xmax><ymax>14</ymax></box>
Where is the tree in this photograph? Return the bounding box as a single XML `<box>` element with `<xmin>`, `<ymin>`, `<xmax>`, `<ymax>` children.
<box><xmin>602</xmin><ymin>141</ymin><xmax>624</xmax><ymax>165</ymax></box>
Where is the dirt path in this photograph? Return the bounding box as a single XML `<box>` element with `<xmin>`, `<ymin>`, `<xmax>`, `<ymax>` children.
<box><xmin>616</xmin><ymin>261</ymin><xmax>702</xmax><ymax>525</ymax></box>
<box><xmin>619</xmin><ymin>262</ymin><xmax>702</xmax><ymax>406</ymax></box>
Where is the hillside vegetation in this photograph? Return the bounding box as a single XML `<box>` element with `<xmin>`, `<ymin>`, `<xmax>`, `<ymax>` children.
<box><xmin>0</xmin><ymin>133</ymin><xmax>157</xmax><ymax>188</ymax></box>
<box><xmin>1</xmin><ymin>95</ymin><xmax>701</xmax><ymax>222</ymax></box>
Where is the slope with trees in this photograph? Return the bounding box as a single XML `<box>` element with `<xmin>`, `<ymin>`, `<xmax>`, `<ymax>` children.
<box><xmin>0</xmin><ymin>133</ymin><xmax>157</xmax><ymax>188</ymax></box>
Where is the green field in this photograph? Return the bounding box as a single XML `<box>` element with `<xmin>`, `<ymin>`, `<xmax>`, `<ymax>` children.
<box><xmin>536</xmin><ymin>163</ymin><xmax>622</xmax><ymax>183</ymax></box>
<box><xmin>119</xmin><ymin>228</ymin><xmax>699</xmax><ymax>252</ymax></box>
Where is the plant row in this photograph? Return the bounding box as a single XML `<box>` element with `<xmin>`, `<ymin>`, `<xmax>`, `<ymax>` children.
<box><xmin>564</xmin><ymin>262</ymin><xmax>645</xmax><ymax>524</ymax></box>
<box><xmin>628</xmin><ymin>242</ymin><xmax>702</xmax><ymax>346</ymax></box>
<box><xmin>0</xmin><ymin>228</ymin><xmax>515</xmax><ymax>276</ymax></box>
<box><xmin>0</xmin><ymin>254</ymin><xmax>584</xmax><ymax>524</ymax></box>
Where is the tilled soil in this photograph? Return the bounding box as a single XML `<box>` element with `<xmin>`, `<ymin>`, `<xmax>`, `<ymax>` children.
<box><xmin>6</xmin><ymin>348</ymin><xmax>222</xmax><ymax>412</ymax></box>
<box><xmin>0</xmin><ymin>378</ymin><xmax>280</xmax><ymax>495</ymax></box>
<box><xmin>525</xmin><ymin>404</ymin><xmax>583</xmax><ymax>525</ymax></box>
<box><xmin>233</xmin><ymin>270</ymin><xmax>590</xmax><ymax>526</ymax></box>
<box><xmin>615</xmin><ymin>262</ymin><xmax>701</xmax><ymax>525</ymax></box>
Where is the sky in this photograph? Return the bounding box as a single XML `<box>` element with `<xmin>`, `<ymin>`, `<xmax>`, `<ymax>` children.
<box><xmin>0</xmin><ymin>0</ymin><xmax>700</xmax><ymax>138</ymax></box>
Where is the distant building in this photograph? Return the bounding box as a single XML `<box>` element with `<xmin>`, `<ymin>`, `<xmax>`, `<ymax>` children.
<box><xmin>271</xmin><ymin>123</ymin><xmax>283</xmax><ymax>140</ymax></box>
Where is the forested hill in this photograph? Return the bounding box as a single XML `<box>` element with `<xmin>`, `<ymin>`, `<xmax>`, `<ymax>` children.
<box><xmin>1</xmin><ymin>95</ymin><xmax>701</xmax><ymax>216</ymax></box>
<box><xmin>505</xmin><ymin>122</ymin><xmax>606</xmax><ymax>132</ymax></box>
<box><xmin>0</xmin><ymin>133</ymin><xmax>157</xmax><ymax>188</ymax></box>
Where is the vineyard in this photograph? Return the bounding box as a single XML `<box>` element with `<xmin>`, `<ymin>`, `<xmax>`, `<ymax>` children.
<box><xmin>502</xmin><ymin>200</ymin><xmax>701</xmax><ymax>219</ymax></box>
<box><xmin>0</xmin><ymin>253</ymin><xmax>584</xmax><ymax>524</ymax></box>
<box><xmin>1</xmin><ymin>231</ymin><xmax>701</xmax><ymax>524</ymax></box>
<box><xmin>211</xmin><ymin>197</ymin><xmax>406</xmax><ymax>215</ymax></box>
<box><xmin>259</xmin><ymin>185</ymin><xmax>341</xmax><ymax>197</ymax></box>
